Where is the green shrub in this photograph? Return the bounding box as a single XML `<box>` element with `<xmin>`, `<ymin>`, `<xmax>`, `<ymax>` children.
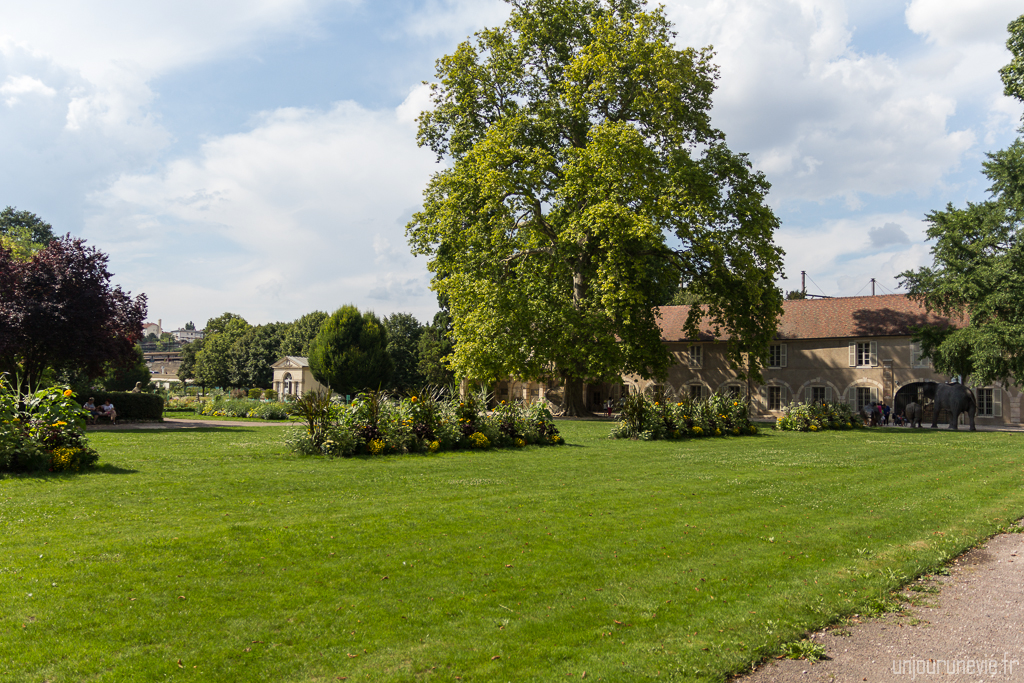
<box><xmin>1</xmin><ymin>378</ymin><xmax>100</xmax><ymax>473</ymax></box>
<box><xmin>265</xmin><ymin>389</ymin><xmax>277</xmax><ymax>401</ymax></box>
<box><xmin>89</xmin><ymin>392</ymin><xmax>164</xmax><ymax>421</ymax></box>
<box><xmin>775</xmin><ymin>402</ymin><xmax>863</xmax><ymax>432</ymax></box>
<box><xmin>248</xmin><ymin>388</ymin><xmax>263</xmax><ymax>400</ymax></box>
<box><xmin>610</xmin><ymin>391</ymin><xmax>756</xmax><ymax>440</ymax></box>
<box><xmin>284</xmin><ymin>389</ymin><xmax>564</xmax><ymax>458</ymax></box>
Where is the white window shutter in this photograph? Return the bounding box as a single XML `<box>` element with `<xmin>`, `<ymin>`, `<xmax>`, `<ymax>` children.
<box><xmin>870</xmin><ymin>386</ymin><xmax>879</xmax><ymax>403</ymax></box>
<box><xmin>994</xmin><ymin>387</ymin><xmax>1002</xmax><ymax>417</ymax></box>
<box><xmin>780</xmin><ymin>344</ymin><xmax>787</xmax><ymax>368</ymax></box>
<box><xmin>849</xmin><ymin>342</ymin><xmax>857</xmax><ymax>367</ymax></box>
<box><xmin>759</xmin><ymin>385</ymin><xmax>766</xmax><ymax>408</ymax></box>
<box><xmin>910</xmin><ymin>341</ymin><xmax>920</xmax><ymax>367</ymax></box>
<box><xmin>781</xmin><ymin>386</ymin><xmax>788</xmax><ymax>406</ymax></box>
<box><xmin>870</xmin><ymin>341</ymin><xmax>878</xmax><ymax>367</ymax></box>
<box><xmin>825</xmin><ymin>386</ymin><xmax>833</xmax><ymax>402</ymax></box>
<box><xmin>805</xmin><ymin>387</ymin><xmax>812</xmax><ymax>404</ymax></box>
<box><xmin>847</xmin><ymin>389</ymin><xmax>856</xmax><ymax>410</ymax></box>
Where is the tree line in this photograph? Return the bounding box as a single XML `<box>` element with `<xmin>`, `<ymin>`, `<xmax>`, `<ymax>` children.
<box><xmin>176</xmin><ymin>307</ymin><xmax>455</xmax><ymax>393</ymax></box>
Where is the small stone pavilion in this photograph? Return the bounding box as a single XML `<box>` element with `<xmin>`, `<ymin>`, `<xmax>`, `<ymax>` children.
<box><xmin>271</xmin><ymin>357</ymin><xmax>327</xmax><ymax>398</ymax></box>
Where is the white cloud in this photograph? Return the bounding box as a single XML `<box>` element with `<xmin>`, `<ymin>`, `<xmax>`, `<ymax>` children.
<box><xmin>776</xmin><ymin>212</ymin><xmax>932</xmax><ymax>297</ymax></box>
<box><xmin>659</xmin><ymin>0</ymin><xmax>1017</xmax><ymax>206</ymax></box>
<box><xmin>403</xmin><ymin>0</ymin><xmax>509</xmax><ymax>40</ymax></box>
<box><xmin>88</xmin><ymin>98</ymin><xmax>442</xmax><ymax>326</ymax></box>
<box><xmin>905</xmin><ymin>0</ymin><xmax>1022</xmax><ymax>46</ymax></box>
<box><xmin>0</xmin><ymin>74</ymin><xmax>56</xmax><ymax>105</ymax></box>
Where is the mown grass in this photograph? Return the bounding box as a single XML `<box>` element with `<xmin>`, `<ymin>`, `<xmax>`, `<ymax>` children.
<box><xmin>2</xmin><ymin>422</ymin><xmax>1023</xmax><ymax>682</ymax></box>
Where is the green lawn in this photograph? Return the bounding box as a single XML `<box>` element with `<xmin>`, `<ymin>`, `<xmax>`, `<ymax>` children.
<box><xmin>2</xmin><ymin>423</ymin><xmax>1023</xmax><ymax>682</ymax></box>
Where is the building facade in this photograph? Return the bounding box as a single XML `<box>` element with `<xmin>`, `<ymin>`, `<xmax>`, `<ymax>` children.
<box><xmin>271</xmin><ymin>357</ymin><xmax>327</xmax><ymax>398</ymax></box>
<box><xmin>629</xmin><ymin>295</ymin><xmax>1017</xmax><ymax>425</ymax></box>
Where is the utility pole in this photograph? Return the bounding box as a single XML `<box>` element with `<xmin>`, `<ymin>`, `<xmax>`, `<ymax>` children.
<box><xmin>871</xmin><ymin>278</ymin><xmax>876</xmax><ymax>296</ymax></box>
<box><xmin>801</xmin><ymin>271</ymin><xmax>806</xmax><ymax>295</ymax></box>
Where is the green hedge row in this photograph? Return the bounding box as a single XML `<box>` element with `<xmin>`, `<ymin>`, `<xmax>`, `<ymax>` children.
<box><xmin>81</xmin><ymin>392</ymin><xmax>164</xmax><ymax>421</ymax></box>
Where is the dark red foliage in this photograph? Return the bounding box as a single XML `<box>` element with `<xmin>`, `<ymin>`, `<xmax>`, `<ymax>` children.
<box><xmin>0</xmin><ymin>236</ymin><xmax>147</xmax><ymax>384</ymax></box>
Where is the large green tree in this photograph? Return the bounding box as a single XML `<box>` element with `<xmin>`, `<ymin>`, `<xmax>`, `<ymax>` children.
<box><xmin>383</xmin><ymin>312</ymin><xmax>425</xmax><ymax>392</ymax></box>
<box><xmin>898</xmin><ymin>14</ymin><xmax>1024</xmax><ymax>386</ymax></box>
<box><xmin>280</xmin><ymin>311</ymin><xmax>327</xmax><ymax>357</ymax></box>
<box><xmin>407</xmin><ymin>0</ymin><xmax>784</xmax><ymax>415</ymax></box>
<box><xmin>417</xmin><ymin>311</ymin><xmax>456</xmax><ymax>387</ymax></box>
<box><xmin>229</xmin><ymin>322</ymin><xmax>289</xmax><ymax>388</ymax></box>
<box><xmin>194</xmin><ymin>315</ymin><xmax>252</xmax><ymax>389</ymax></box>
<box><xmin>308</xmin><ymin>305</ymin><xmax>393</xmax><ymax>396</ymax></box>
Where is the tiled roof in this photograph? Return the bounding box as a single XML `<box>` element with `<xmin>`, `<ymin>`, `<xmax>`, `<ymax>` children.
<box><xmin>656</xmin><ymin>294</ymin><xmax>962</xmax><ymax>342</ymax></box>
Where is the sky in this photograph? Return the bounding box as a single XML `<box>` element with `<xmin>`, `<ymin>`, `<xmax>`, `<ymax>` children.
<box><xmin>1</xmin><ymin>0</ymin><xmax>1022</xmax><ymax>331</ymax></box>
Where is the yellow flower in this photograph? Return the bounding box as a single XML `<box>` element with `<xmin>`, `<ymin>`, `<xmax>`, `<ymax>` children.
<box><xmin>63</xmin><ymin>389</ymin><xmax>73</xmax><ymax>397</ymax></box>
<box><xmin>411</xmin><ymin>396</ymin><xmax>418</xmax><ymax>402</ymax></box>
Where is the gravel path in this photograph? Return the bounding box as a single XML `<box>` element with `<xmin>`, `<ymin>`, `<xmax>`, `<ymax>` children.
<box><xmin>741</xmin><ymin>530</ymin><xmax>1024</xmax><ymax>682</ymax></box>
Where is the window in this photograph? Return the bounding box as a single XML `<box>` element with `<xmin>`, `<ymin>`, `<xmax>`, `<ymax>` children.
<box><xmin>726</xmin><ymin>385</ymin><xmax>742</xmax><ymax>398</ymax></box>
<box><xmin>910</xmin><ymin>341</ymin><xmax>932</xmax><ymax>369</ymax></box>
<box><xmin>855</xmin><ymin>386</ymin><xmax>873</xmax><ymax>410</ymax></box>
<box><xmin>849</xmin><ymin>341</ymin><xmax>877</xmax><ymax>367</ymax></box>
<box><xmin>767</xmin><ymin>386</ymin><xmax>783</xmax><ymax>411</ymax></box>
<box><xmin>689</xmin><ymin>384</ymin><xmax>703</xmax><ymax>399</ymax></box>
<box><xmin>976</xmin><ymin>387</ymin><xmax>1001</xmax><ymax>417</ymax></box>
<box><xmin>805</xmin><ymin>385</ymin><xmax>831</xmax><ymax>404</ymax></box>
<box><xmin>768</xmin><ymin>344</ymin><xmax>787</xmax><ymax>368</ymax></box>
<box><xmin>688</xmin><ymin>345</ymin><xmax>703</xmax><ymax>369</ymax></box>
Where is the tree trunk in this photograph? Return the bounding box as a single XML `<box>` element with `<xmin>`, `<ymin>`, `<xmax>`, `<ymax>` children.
<box><xmin>562</xmin><ymin>376</ymin><xmax>592</xmax><ymax>417</ymax></box>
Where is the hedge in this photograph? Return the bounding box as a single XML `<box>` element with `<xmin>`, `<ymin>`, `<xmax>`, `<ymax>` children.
<box><xmin>83</xmin><ymin>392</ymin><xmax>164</xmax><ymax>421</ymax></box>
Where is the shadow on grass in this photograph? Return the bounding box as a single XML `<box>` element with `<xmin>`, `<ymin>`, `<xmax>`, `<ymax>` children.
<box><xmin>1</xmin><ymin>463</ymin><xmax>139</xmax><ymax>481</ymax></box>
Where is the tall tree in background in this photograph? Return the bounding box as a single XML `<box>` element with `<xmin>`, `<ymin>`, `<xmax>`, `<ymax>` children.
<box><xmin>229</xmin><ymin>322</ymin><xmax>289</xmax><ymax>387</ymax></box>
<box><xmin>194</xmin><ymin>315</ymin><xmax>251</xmax><ymax>389</ymax></box>
<box><xmin>0</xmin><ymin>236</ymin><xmax>147</xmax><ymax>386</ymax></box>
<box><xmin>898</xmin><ymin>14</ymin><xmax>1024</xmax><ymax>386</ymax></box>
<box><xmin>308</xmin><ymin>305</ymin><xmax>393</xmax><ymax>396</ymax></box>
<box><xmin>177</xmin><ymin>338</ymin><xmax>205</xmax><ymax>390</ymax></box>
<box><xmin>383</xmin><ymin>313</ymin><xmax>425</xmax><ymax>391</ymax></box>
<box><xmin>407</xmin><ymin>0</ymin><xmax>784</xmax><ymax>415</ymax></box>
<box><xmin>1</xmin><ymin>207</ymin><xmax>56</xmax><ymax>261</ymax></box>
<box><xmin>417</xmin><ymin>311</ymin><xmax>456</xmax><ymax>387</ymax></box>
<box><xmin>280</xmin><ymin>311</ymin><xmax>328</xmax><ymax>357</ymax></box>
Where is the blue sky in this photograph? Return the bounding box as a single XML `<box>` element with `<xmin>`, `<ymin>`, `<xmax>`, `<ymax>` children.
<box><xmin>1</xmin><ymin>0</ymin><xmax>1022</xmax><ymax>330</ymax></box>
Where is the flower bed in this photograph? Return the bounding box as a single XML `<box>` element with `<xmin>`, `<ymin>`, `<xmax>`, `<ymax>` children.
<box><xmin>775</xmin><ymin>401</ymin><xmax>864</xmax><ymax>432</ymax></box>
<box><xmin>1</xmin><ymin>377</ymin><xmax>99</xmax><ymax>473</ymax></box>
<box><xmin>194</xmin><ymin>396</ymin><xmax>293</xmax><ymax>420</ymax></box>
<box><xmin>610</xmin><ymin>392</ymin><xmax>757</xmax><ymax>440</ymax></box>
<box><xmin>286</xmin><ymin>389</ymin><xmax>564</xmax><ymax>457</ymax></box>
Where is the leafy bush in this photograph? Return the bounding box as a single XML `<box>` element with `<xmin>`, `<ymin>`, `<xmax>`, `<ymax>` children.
<box><xmin>285</xmin><ymin>388</ymin><xmax>565</xmax><ymax>458</ymax></box>
<box><xmin>775</xmin><ymin>402</ymin><xmax>864</xmax><ymax>432</ymax></box>
<box><xmin>1</xmin><ymin>377</ymin><xmax>100</xmax><ymax>473</ymax></box>
<box><xmin>248</xmin><ymin>388</ymin><xmax>263</xmax><ymax>400</ymax></box>
<box><xmin>610</xmin><ymin>391</ymin><xmax>756</xmax><ymax>440</ymax></box>
<box><xmin>196</xmin><ymin>396</ymin><xmax>291</xmax><ymax>420</ymax></box>
<box><xmin>265</xmin><ymin>389</ymin><xmax>277</xmax><ymax>401</ymax></box>
<box><xmin>89</xmin><ymin>392</ymin><xmax>164</xmax><ymax>421</ymax></box>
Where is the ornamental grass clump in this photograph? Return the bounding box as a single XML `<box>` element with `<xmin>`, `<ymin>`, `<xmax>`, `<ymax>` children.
<box><xmin>0</xmin><ymin>376</ymin><xmax>100</xmax><ymax>473</ymax></box>
<box><xmin>285</xmin><ymin>387</ymin><xmax>564</xmax><ymax>457</ymax></box>
<box><xmin>610</xmin><ymin>390</ymin><xmax>755</xmax><ymax>440</ymax></box>
<box><xmin>776</xmin><ymin>401</ymin><xmax>864</xmax><ymax>432</ymax></box>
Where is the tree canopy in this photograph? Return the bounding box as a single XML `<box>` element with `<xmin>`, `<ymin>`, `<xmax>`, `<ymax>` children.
<box><xmin>383</xmin><ymin>313</ymin><xmax>425</xmax><ymax>392</ymax></box>
<box><xmin>898</xmin><ymin>14</ymin><xmax>1024</xmax><ymax>386</ymax></box>
<box><xmin>308</xmin><ymin>305</ymin><xmax>393</xmax><ymax>396</ymax></box>
<box><xmin>0</xmin><ymin>236</ymin><xmax>147</xmax><ymax>386</ymax></box>
<box><xmin>279</xmin><ymin>311</ymin><xmax>327</xmax><ymax>357</ymax></box>
<box><xmin>407</xmin><ymin>0</ymin><xmax>784</xmax><ymax>415</ymax></box>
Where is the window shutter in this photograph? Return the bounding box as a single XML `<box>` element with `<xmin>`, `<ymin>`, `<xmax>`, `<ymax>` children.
<box><xmin>849</xmin><ymin>342</ymin><xmax>857</xmax><ymax>367</ymax></box>
<box><xmin>759</xmin><ymin>385</ymin><xmax>766</xmax><ymax>409</ymax></box>
<box><xmin>780</xmin><ymin>344</ymin><xmax>787</xmax><ymax>368</ymax></box>
<box><xmin>870</xmin><ymin>341</ymin><xmax>878</xmax><ymax>367</ymax></box>
<box><xmin>870</xmin><ymin>387</ymin><xmax>879</xmax><ymax>403</ymax></box>
<box><xmin>825</xmin><ymin>386</ymin><xmax>833</xmax><ymax>402</ymax></box>
<box><xmin>781</xmin><ymin>386</ymin><xmax>788</xmax><ymax>406</ymax></box>
<box><xmin>847</xmin><ymin>389</ymin><xmax>856</xmax><ymax>411</ymax></box>
<box><xmin>910</xmin><ymin>341</ymin><xmax>920</xmax><ymax>368</ymax></box>
<box><xmin>994</xmin><ymin>387</ymin><xmax>1002</xmax><ymax>417</ymax></box>
<box><xmin>805</xmin><ymin>387</ymin><xmax>812</xmax><ymax>404</ymax></box>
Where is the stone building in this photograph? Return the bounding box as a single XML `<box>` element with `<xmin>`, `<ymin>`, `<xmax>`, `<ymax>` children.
<box><xmin>628</xmin><ymin>294</ymin><xmax>1016</xmax><ymax>425</ymax></box>
<box><xmin>271</xmin><ymin>357</ymin><xmax>328</xmax><ymax>398</ymax></box>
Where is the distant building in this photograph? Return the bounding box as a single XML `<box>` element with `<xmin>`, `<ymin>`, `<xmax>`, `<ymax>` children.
<box><xmin>172</xmin><ymin>328</ymin><xmax>205</xmax><ymax>343</ymax></box>
<box><xmin>142</xmin><ymin>319</ymin><xmax>162</xmax><ymax>337</ymax></box>
<box><xmin>271</xmin><ymin>357</ymin><xmax>328</xmax><ymax>397</ymax></box>
<box><xmin>625</xmin><ymin>294</ymin><xmax>1015</xmax><ymax>425</ymax></box>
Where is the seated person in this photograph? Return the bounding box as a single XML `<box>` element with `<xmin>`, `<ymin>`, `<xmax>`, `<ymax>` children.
<box><xmin>97</xmin><ymin>400</ymin><xmax>117</xmax><ymax>425</ymax></box>
<box><xmin>82</xmin><ymin>397</ymin><xmax>98</xmax><ymax>424</ymax></box>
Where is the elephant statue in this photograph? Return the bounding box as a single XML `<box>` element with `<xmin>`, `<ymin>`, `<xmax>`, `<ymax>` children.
<box><xmin>904</xmin><ymin>402</ymin><xmax>922</xmax><ymax>428</ymax></box>
<box><xmin>921</xmin><ymin>382</ymin><xmax>977</xmax><ymax>431</ymax></box>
